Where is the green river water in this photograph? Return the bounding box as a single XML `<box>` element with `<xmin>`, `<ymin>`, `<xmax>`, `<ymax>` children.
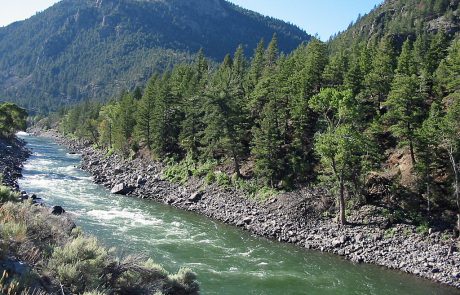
<box><xmin>17</xmin><ymin>135</ymin><xmax>459</xmax><ymax>295</ymax></box>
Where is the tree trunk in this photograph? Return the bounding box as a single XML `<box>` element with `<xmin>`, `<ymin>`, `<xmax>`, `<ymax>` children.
<box><xmin>448</xmin><ymin>147</ymin><xmax>459</xmax><ymax>234</ymax></box>
<box><xmin>339</xmin><ymin>172</ymin><xmax>346</xmax><ymax>226</ymax></box>
<box><xmin>232</xmin><ymin>148</ymin><xmax>241</xmax><ymax>178</ymax></box>
<box><xmin>109</xmin><ymin>123</ymin><xmax>112</xmax><ymax>149</ymax></box>
<box><xmin>427</xmin><ymin>182</ymin><xmax>431</xmax><ymax>216</ymax></box>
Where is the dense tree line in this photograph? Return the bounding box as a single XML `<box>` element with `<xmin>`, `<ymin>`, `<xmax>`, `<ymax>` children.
<box><xmin>58</xmin><ymin>30</ymin><xmax>460</xmax><ymax>228</ymax></box>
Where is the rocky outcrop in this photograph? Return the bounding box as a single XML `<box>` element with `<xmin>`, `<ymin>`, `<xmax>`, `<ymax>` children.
<box><xmin>37</xmin><ymin>130</ymin><xmax>460</xmax><ymax>289</ymax></box>
<box><xmin>0</xmin><ymin>137</ymin><xmax>30</xmax><ymax>189</ymax></box>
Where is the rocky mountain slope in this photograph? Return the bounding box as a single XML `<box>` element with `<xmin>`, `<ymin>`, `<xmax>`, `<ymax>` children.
<box><xmin>0</xmin><ymin>0</ymin><xmax>310</xmax><ymax>112</ymax></box>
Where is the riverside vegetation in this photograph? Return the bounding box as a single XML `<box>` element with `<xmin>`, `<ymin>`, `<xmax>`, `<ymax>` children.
<box><xmin>0</xmin><ymin>103</ymin><xmax>199</xmax><ymax>295</ymax></box>
<box><xmin>0</xmin><ymin>187</ymin><xmax>199</xmax><ymax>295</ymax></box>
<box><xmin>47</xmin><ymin>0</ymin><xmax>460</xmax><ymax>231</ymax></box>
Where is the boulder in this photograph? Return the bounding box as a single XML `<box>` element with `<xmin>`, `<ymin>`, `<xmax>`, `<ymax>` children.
<box><xmin>51</xmin><ymin>206</ymin><xmax>65</xmax><ymax>215</ymax></box>
<box><xmin>111</xmin><ymin>183</ymin><xmax>130</xmax><ymax>195</ymax></box>
<box><xmin>114</xmin><ymin>166</ymin><xmax>123</xmax><ymax>174</ymax></box>
<box><xmin>136</xmin><ymin>175</ymin><xmax>147</xmax><ymax>186</ymax></box>
<box><xmin>188</xmin><ymin>191</ymin><xmax>203</xmax><ymax>202</ymax></box>
<box><xmin>243</xmin><ymin>216</ymin><xmax>252</xmax><ymax>224</ymax></box>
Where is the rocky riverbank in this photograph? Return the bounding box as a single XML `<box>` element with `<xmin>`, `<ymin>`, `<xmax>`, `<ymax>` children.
<box><xmin>34</xmin><ymin>130</ymin><xmax>460</xmax><ymax>290</ymax></box>
<box><xmin>0</xmin><ymin>136</ymin><xmax>30</xmax><ymax>189</ymax></box>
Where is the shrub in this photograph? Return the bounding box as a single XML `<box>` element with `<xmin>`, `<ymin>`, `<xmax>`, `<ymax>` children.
<box><xmin>0</xmin><ymin>186</ymin><xmax>20</xmax><ymax>203</ymax></box>
<box><xmin>165</xmin><ymin>268</ymin><xmax>199</xmax><ymax>295</ymax></box>
<box><xmin>1</xmin><ymin>222</ymin><xmax>27</xmax><ymax>242</ymax></box>
<box><xmin>111</xmin><ymin>256</ymin><xmax>169</xmax><ymax>294</ymax></box>
<box><xmin>48</xmin><ymin>236</ymin><xmax>111</xmax><ymax>294</ymax></box>
<box><xmin>215</xmin><ymin>172</ymin><xmax>231</xmax><ymax>187</ymax></box>
<box><xmin>416</xmin><ymin>223</ymin><xmax>430</xmax><ymax>235</ymax></box>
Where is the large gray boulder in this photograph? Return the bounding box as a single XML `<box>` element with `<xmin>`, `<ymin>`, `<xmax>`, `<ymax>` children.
<box><xmin>111</xmin><ymin>183</ymin><xmax>130</xmax><ymax>195</ymax></box>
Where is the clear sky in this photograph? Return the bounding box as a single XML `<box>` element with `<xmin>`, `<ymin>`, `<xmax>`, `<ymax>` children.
<box><xmin>0</xmin><ymin>0</ymin><xmax>383</xmax><ymax>40</ymax></box>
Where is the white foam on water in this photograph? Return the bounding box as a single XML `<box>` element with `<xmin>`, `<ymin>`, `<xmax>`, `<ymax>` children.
<box><xmin>86</xmin><ymin>208</ymin><xmax>163</xmax><ymax>227</ymax></box>
<box><xmin>16</xmin><ymin>131</ymin><xmax>29</xmax><ymax>136</ymax></box>
<box><xmin>170</xmin><ymin>221</ymin><xmax>182</xmax><ymax>227</ymax></box>
<box><xmin>257</xmin><ymin>262</ymin><xmax>269</xmax><ymax>266</ymax></box>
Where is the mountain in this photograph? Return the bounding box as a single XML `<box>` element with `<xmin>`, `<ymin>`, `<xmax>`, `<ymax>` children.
<box><xmin>329</xmin><ymin>0</ymin><xmax>460</xmax><ymax>51</ymax></box>
<box><xmin>0</xmin><ymin>0</ymin><xmax>310</xmax><ymax>113</ymax></box>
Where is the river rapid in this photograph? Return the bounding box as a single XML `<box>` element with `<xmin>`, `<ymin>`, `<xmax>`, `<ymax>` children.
<box><xmin>17</xmin><ymin>135</ymin><xmax>459</xmax><ymax>295</ymax></box>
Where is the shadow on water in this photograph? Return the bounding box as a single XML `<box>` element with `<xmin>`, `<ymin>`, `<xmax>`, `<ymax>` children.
<box><xmin>18</xmin><ymin>135</ymin><xmax>460</xmax><ymax>295</ymax></box>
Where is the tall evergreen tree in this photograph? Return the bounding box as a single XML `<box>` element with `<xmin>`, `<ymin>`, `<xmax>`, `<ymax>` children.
<box><xmin>384</xmin><ymin>74</ymin><xmax>424</xmax><ymax>165</ymax></box>
<box><xmin>180</xmin><ymin>51</ymin><xmax>209</xmax><ymax>160</ymax></box>
<box><xmin>203</xmin><ymin>54</ymin><xmax>246</xmax><ymax>176</ymax></box>
<box><xmin>113</xmin><ymin>92</ymin><xmax>136</xmax><ymax>154</ymax></box>
<box><xmin>364</xmin><ymin>37</ymin><xmax>397</xmax><ymax>115</ymax></box>
<box><xmin>252</xmin><ymin>98</ymin><xmax>284</xmax><ymax>187</ymax></box>
<box><xmin>245</xmin><ymin>39</ymin><xmax>266</xmax><ymax>95</ymax></box>
<box><xmin>136</xmin><ymin>75</ymin><xmax>158</xmax><ymax>149</ymax></box>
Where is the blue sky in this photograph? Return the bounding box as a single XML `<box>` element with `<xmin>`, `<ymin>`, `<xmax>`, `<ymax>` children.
<box><xmin>227</xmin><ymin>0</ymin><xmax>383</xmax><ymax>40</ymax></box>
<box><xmin>0</xmin><ymin>0</ymin><xmax>383</xmax><ymax>40</ymax></box>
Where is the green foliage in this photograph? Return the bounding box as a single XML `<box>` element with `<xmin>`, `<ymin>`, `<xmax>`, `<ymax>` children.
<box><xmin>48</xmin><ymin>236</ymin><xmax>110</xmax><ymax>294</ymax></box>
<box><xmin>163</xmin><ymin>156</ymin><xmax>217</xmax><ymax>185</ymax></box>
<box><xmin>113</xmin><ymin>93</ymin><xmax>137</xmax><ymax>155</ymax></box>
<box><xmin>384</xmin><ymin>74</ymin><xmax>425</xmax><ymax>163</ymax></box>
<box><xmin>0</xmin><ymin>186</ymin><xmax>20</xmax><ymax>203</ymax></box>
<box><xmin>0</xmin><ymin>103</ymin><xmax>27</xmax><ymax>138</ymax></box>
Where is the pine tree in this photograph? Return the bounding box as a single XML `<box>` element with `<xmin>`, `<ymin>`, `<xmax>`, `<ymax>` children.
<box><xmin>322</xmin><ymin>51</ymin><xmax>348</xmax><ymax>88</ymax></box>
<box><xmin>426</xmin><ymin>31</ymin><xmax>449</xmax><ymax>76</ymax></box>
<box><xmin>364</xmin><ymin>38</ymin><xmax>397</xmax><ymax>115</ymax></box>
<box><xmin>435</xmin><ymin>38</ymin><xmax>460</xmax><ymax>95</ymax></box>
<box><xmin>344</xmin><ymin>56</ymin><xmax>363</xmax><ymax>96</ymax></box>
<box><xmin>151</xmin><ymin>73</ymin><xmax>182</xmax><ymax>158</ymax></box>
<box><xmin>264</xmin><ymin>34</ymin><xmax>279</xmax><ymax>71</ymax></box>
<box><xmin>180</xmin><ymin>51</ymin><xmax>209</xmax><ymax>160</ymax></box>
<box><xmin>202</xmin><ymin>54</ymin><xmax>246</xmax><ymax>176</ymax></box>
<box><xmin>136</xmin><ymin>75</ymin><xmax>158</xmax><ymax>149</ymax></box>
<box><xmin>384</xmin><ymin>74</ymin><xmax>424</xmax><ymax>165</ymax></box>
<box><xmin>415</xmin><ymin>102</ymin><xmax>443</xmax><ymax>214</ymax></box>
<box><xmin>439</xmin><ymin>97</ymin><xmax>460</xmax><ymax>232</ymax></box>
<box><xmin>288</xmin><ymin>39</ymin><xmax>328</xmax><ymax>180</ymax></box>
<box><xmin>252</xmin><ymin>98</ymin><xmax>284</xmax><ymax>187</ymax></box>
<box><xmin>396</xmin><ymin>39</ymin><xmax>416</xmax><ymax>76</ymax></box>
<box><xmin>113</xmin><ymin>92</ymin><xmax>136</xmax><ymax>154</ymax></box>
<box><xmin>245</xmin><ymin>39</ymin><xmax>265</xmax><ymax>95</ymax></box>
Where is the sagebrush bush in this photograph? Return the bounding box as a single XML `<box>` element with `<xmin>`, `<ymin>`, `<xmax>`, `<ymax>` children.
<box><xmin>166</xmin><ymin>267</ymin><xmax>199</xmax><ymax>295</ymax></box>
<box><xmin>0</xmin><ymin>186</ymin><xmax>20</xmax><ymax>203</ymax></box>
<box><xmin>48</xmin><ymin>236</ymin><xmax>110</xmax><ymax>294</ymax></box>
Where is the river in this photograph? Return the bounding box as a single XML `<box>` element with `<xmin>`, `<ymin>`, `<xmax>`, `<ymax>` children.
<box><xmin>17</xmin><ymin>135</ymin><xmax>459</xmax><ymax>295</ymax></box>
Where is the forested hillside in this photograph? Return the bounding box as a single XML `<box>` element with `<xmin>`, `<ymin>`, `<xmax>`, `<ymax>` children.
<box><xmin>0</xmin><ymin>0</ymin><xmax>310</xmax><ymax>113</ymax></box>
<box><xmin>47</xmin><ymin>0</ymin><xmax>460</xmax><ymax>230</ymax></box>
